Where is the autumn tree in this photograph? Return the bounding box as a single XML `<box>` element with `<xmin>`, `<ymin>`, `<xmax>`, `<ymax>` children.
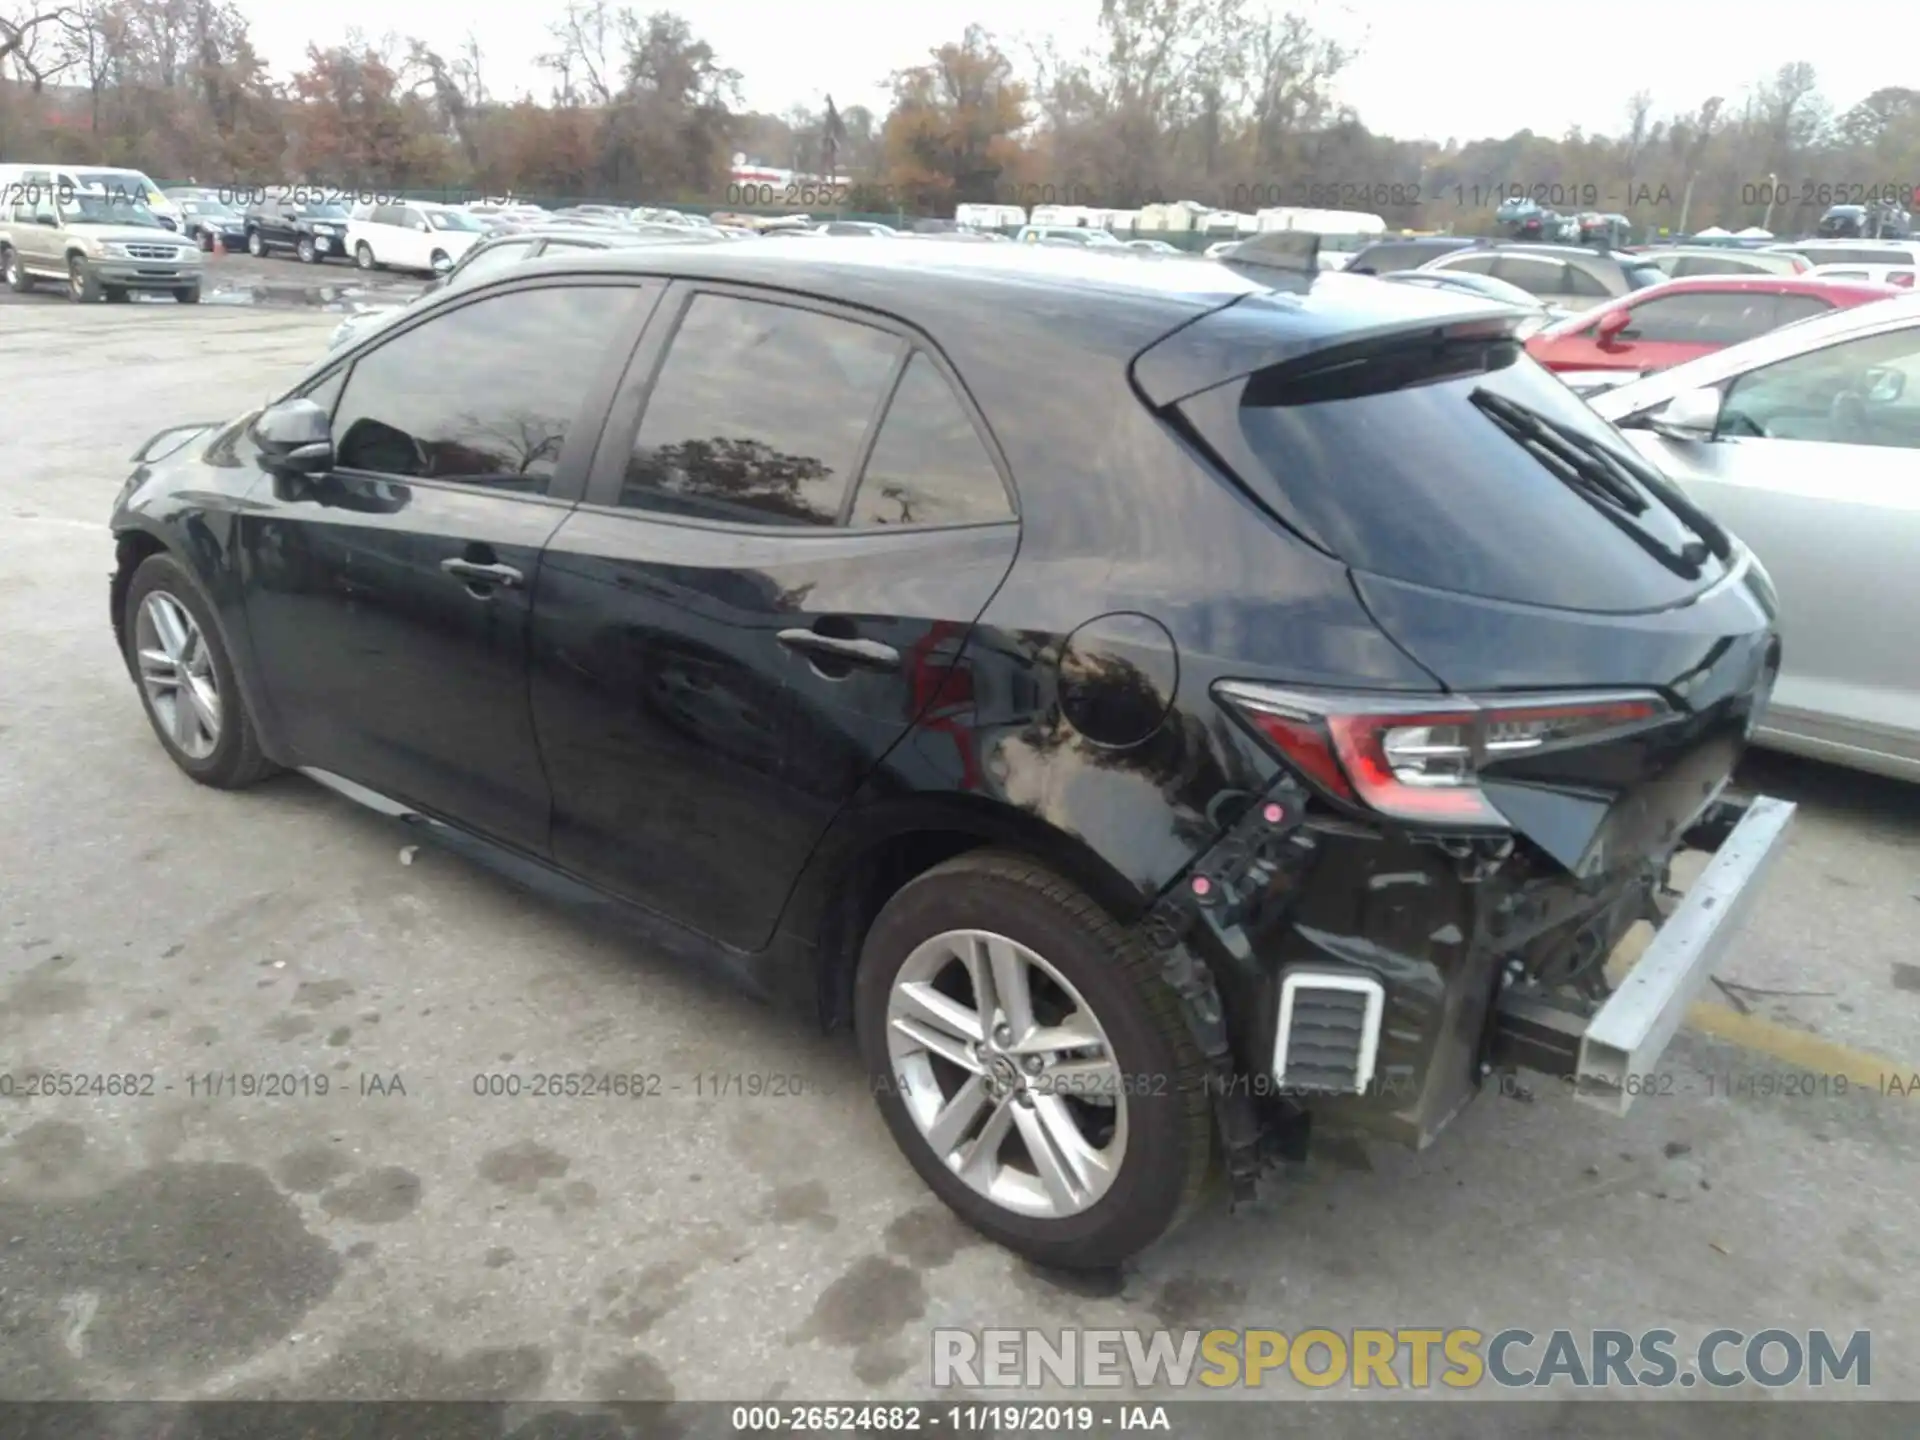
<box><xmin>881</xmin><ymin>25</ymin><xmax>1028</xmax><ymax>213</ymax></box>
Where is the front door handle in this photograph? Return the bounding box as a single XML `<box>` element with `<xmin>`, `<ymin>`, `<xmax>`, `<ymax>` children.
<box><xmin>777</xmin><ymin>628</ymin><xmax>900</xmax><ymax>670</ymax></box>
<box><xmin>441</xmin><ymin>557</ymin><xmax>524</xmax><ymax>589</ymax></box>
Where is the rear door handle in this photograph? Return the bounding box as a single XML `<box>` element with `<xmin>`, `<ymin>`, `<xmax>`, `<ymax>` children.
<box><xmin>777</xmin><ymin>628</ymin><xmax>900</xmax><ymax>670</ymax></box>
<box><xmin>440</xmin><ymin>558</ymin><xmax>524</xmax><ymax>588</ymax></box>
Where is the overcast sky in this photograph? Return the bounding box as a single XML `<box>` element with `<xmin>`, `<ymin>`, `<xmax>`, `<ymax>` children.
<box><xmin>237</xmin><ymin>0</ymin><xmax>1903</xmax><ymax>146</ymax></box>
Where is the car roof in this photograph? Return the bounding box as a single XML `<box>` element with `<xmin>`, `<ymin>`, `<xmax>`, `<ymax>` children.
<box><xmin>498</xmin><ymin>236</ymin><xmax>1510</xmax><ymax>399</ymax></box>
<box><xmin>1590</xmin><ymin>291</ymin><xmax>1920</xmax><ymax>419</ymax></box>
<box><xmin>1621</xmin><ymin>273</ymin><xmax>1895</xmax><ymax>295</ymax></box>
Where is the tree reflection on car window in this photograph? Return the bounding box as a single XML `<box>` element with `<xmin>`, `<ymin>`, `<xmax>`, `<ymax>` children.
<box><xmin>330</xmin><ymin>285</ymin><xmax>639</xmax><ymax>492</ymax></box>
<box><xmin>620</xmin><ymin>295</ymin><xmax>903</xmax><ymax>525</ymax></box>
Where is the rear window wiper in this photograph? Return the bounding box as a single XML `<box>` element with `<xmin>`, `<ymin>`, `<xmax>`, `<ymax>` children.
<box><xmin>1470</xmin><ymin>389</ymin><xmax>1721</xmax><ymax>577</ymax></box>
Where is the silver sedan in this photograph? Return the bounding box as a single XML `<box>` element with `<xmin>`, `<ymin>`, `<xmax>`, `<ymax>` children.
<box><xmin>1591</xmin><ymin>294</ymin><xmax>1920</xmax><ymax>781</ymax></box>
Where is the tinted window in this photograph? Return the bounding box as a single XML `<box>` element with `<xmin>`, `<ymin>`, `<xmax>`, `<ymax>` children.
<box><xmin>1623</xmin><ymin>292</ymin><xmax>1779</xmax><ymax>344</ymax></box>
<box><xmin>332</xmin><ymin>284</ymin><xmax>637</xmax><ymax>493</ymax></box>
<box><xmin>620</xmin><ymin>294</ymin><xmax>904</xmax><ymax>525</ymax></box>
<box><xmin>1721</xmin><ymin>324</ymin><xmax>1920</xmax><ymax>448</ymax></box>
<box><xmin>370</xmin><ymin>205</ymin><xmax>402</xmax><ymax>226</ymax></box>
<box><xmin>1491</xmin><ymin>257</ymin><xmax>1568</xmax><ymax>294</ymax></box>
<box><xmin>851</xmin><ymin>354</ymin><xmax>1011</xmax><ymax>527</ymax></box>
<box><xmin>1175</xmin><ymin>345</ymin><xmax>1723</xmax><ymax>612</ymax></box>
<box><xmin>1770</xmin><ymin>294</ymin><xmax>1834</xmax><ymax>326</ymax></box>
<box><xmin>1562</xmin><ymin>264</ymin><xmax>1613</xmax><ymax>297</ymax></box>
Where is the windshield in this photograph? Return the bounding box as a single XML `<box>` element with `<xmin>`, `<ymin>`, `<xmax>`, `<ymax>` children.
<box><xmin>61</xmin><ymin>193</ymin><xmax>166</xmax><ymax>228</ymax></box>
<box><xmin>297</xmin><ymin>204</ymin><xmax>348</xmax><ymax>220</ymax></box>
<box><xmin>73</xmin><ymin>170</ymin><xmax>157</xmax><ymax>201</ymax></box>
<box><xmin>428</xmin><ymin>210</ymin><xmax>483</xmax><ymax>232</ymax></box>
<box><xmin>183</xmin><ymin>199</ymin><xmax>238</xmax><ymax>218</ymax></box>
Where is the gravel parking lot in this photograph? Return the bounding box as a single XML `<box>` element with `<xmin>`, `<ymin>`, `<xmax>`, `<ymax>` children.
<box><xmin>2</xmin><ymin>305</ymin><xmax>1916</xmax><ymax>1406</ymax></box>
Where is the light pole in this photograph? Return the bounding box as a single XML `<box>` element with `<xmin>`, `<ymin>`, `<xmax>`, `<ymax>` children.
<box><xmin>1678</xmin><ymin>171</ymin><xmax>1697</xmax><ymax>237</ymax></box>
<box><xmin>1761</xmin><ymin>172</ymin><xmax>1778</xmax><ymax>235</ymax></box>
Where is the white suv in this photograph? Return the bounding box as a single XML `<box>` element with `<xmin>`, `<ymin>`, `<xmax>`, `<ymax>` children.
<box><xmin>347</xmin><ymin>202</ymin><xmax>485</xmax><ymax>275</ymax></box>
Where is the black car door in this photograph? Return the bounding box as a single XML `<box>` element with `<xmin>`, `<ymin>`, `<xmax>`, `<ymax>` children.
<box><xmin>529</xmin><ymin>283</ymin><xmax>1020</xmax><ymax>951</ymax></box>
<box><xmin>237</xmin><ymin>276</ymin><xmax>661</xmax><ymax>852</ymax></box>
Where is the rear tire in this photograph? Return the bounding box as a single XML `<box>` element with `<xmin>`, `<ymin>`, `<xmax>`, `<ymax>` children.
<box><xmin>123</xmin><ymin>552</ymin><xmax>278</xmax><ymax>790</ymax></box>
<box><xmin>854</xmin><ymin>849</ymin><xmax>1214</xmax><ymax>1269</ymax></box>
<box><xmin>106</xmin><ymin>286</ymin><xmax>130</xmax><ymax>303</ymax></box>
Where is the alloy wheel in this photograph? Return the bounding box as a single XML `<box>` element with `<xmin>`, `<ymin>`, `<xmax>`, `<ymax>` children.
<box><xmin>885</xmin><ymin>928</ymin><xmax>1128</xmax><ymax>1220</ymax></box>
<box><xmin>135</xmin><ymin>591</ymin><xmax>221</xmax><ymax>760</ymax></box>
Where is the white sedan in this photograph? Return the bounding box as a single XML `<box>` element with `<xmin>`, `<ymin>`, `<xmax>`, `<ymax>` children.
<box><xmin>1591</xmin><ymin>293</ymin><xmax>1920</xmax><ymax>781</ymax></box>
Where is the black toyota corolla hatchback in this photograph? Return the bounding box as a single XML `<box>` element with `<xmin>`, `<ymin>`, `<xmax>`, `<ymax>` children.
<box><xmin>110</xmin><ymin>237</ymin><xmax>1794</xmax><ymax>1267</ymax></box>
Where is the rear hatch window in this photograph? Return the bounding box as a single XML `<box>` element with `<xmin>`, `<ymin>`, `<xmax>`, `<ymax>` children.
<box><xmin>1172</xmin><ymin>328</ymin><xmax>1731</xmax><ymax>613</ymax></box>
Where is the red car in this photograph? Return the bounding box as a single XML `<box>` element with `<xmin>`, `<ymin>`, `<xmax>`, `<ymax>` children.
<box><xmin>1524</xmin><ymin>274</ymin><xmax>1900</xmax><ymax>376</ymax></box>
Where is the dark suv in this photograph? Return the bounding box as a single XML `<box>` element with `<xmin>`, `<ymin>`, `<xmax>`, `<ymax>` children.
<box><xmin>108</xmin><ymin>241</ymin><xmax>1792</xmax><ymax>1268</ymax></box>
<box><xmin>243</xmin><ymin>197</ymin><xmax>351</xmax><ymax>263</ymax></box>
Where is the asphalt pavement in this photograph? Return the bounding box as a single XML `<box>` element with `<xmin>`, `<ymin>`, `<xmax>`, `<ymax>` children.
<box><xmin>1</xmin><ymin>306</ymin><xmax>1915</xmax><ymax>1406</ymax></box>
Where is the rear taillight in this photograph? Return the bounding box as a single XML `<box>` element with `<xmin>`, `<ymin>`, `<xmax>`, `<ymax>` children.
<box><xmin>1216</xmin><ymin>683</ymin><xmax>1671</xmax><ymax>827</ymax></box>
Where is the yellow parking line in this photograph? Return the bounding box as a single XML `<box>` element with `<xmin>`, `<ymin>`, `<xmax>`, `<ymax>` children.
<box><xmin>1685</xmin><ymin>1001</ymin><xmax>1912</xmax><ymax>1088</ymax></box>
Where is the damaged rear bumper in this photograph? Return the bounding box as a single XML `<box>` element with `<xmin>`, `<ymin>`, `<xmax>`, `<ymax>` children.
<box><xmin>1149</xmin><ymin>784</ymin><xmax>1796</xmax><ymax>1192</ymax></box>
<box><xmin>1490</xmin><ymin>792</ymin><xmax>1795</xmax><ymax>1113</ymax></box>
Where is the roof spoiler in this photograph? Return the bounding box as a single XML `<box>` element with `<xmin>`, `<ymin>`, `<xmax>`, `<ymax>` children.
<box><xmin>1132</xmin><ymin>289</ymin><xmax>1523</xmax><ymax>408</ymax></box>
<box><xmin>1217</xmin><ymin>231</ymin><xmax>1320</xmax><ymax>274</ymax></box>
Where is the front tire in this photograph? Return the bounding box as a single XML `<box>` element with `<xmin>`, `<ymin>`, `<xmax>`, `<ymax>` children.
<box><xmin>123</xmin><ymin>553</ymin><xmax>277</xmax><ymax>790</ymax></box>
<box><xmin>854</xmin><ymin>850</ymin><xmax>1214</xmax><ymax>1269</ymax></box>
<box><xmin>355</xmin><ymin>242</ymin><xmax>377</xmax><ymax>270</ymax></box>
<box><xmin>246</xmin><ymin>228</ymin><xmax>264</xmax><ymax>257</ymax></box>
<box><xmin>69</xmin><ymin>258</ymin><xmax>102</xmax><ymax>303</ymax></box>
<box><xmin>174</xmin><ymin>286</ymin><xmax>200</xmax><ymax>304</ymax></box>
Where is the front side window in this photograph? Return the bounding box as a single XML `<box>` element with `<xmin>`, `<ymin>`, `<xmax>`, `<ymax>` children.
<box><xmin>1720</xmin><ymin>324</ymin><xmax>1920</xmax><ymax>447</ymax></box>
<box><xmin>620</xmin><ymin>294</ymin><xmax>904</xmax><ymax>524</ymax></box>
<box><xmin>331</xmin><ymin>285</ymin><xmax>640</xmax><ymax>492</ymax></box>
<box><xmin>850</xmin><ymin>354</ymin><xmax>1012</xmax><ymax>527</ymax></box>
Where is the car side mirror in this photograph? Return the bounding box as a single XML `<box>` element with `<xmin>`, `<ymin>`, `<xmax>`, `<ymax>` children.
<box><xmin>1648</xmin><ymin>386</ymin><xmax>1722</xmax><ymax>440</ymax></box>
<box><xmin>1597</xmin><ymin>309</ymin><xmax>1632</xmax><ymax>340</ymax></box>
<box><xmin>254</xmin><ymin>397</ymin><xmax>334</xmax><ymax>474</ymax></box>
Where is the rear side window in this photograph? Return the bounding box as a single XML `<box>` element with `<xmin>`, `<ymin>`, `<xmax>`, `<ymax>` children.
<box><xmin>850</xmin><ymin>354</ymin><xmax>1012</xmax><ymax>527</ymax></box>
<box><xmin>1435</xmin><ymin>252</ymin><xmax>1496</xmax><ymax>275</ymax></box>
<box><xmin>1174</xmin><ymin>343</ymin><xmax>1725</xmax><ymax>612</ymax></box>
<box><xmin>1491</xmin><ymin>256</ymin><xmax>1567</xmax><ymax>294</ymax></box>
<box><xmin>620</xmin><ymin>294</ymin><xmax>904</xmax><ymax>525</ymax></box>
<box><xmin>1623</xmin><ymin>292</ymin><xmax>1780</xmax><ymax>344</ymax></box>
<box><xmin>1562</xmin><ymin>265</ymin><xmax>1613</xmax><ymax>297</ymax></box>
